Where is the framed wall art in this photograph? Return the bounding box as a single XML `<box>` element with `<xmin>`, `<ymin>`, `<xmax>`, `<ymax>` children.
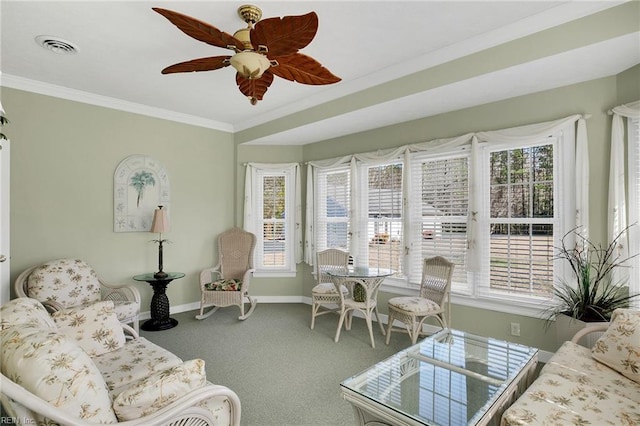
<box><xmin>114</xmin><ymin>155</ymin><xmax>170</xmax><ymax>232</ymax></box>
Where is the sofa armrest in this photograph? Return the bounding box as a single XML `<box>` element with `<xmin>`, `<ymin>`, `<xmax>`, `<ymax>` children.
<box><xmin>571</xmin><ymin>322</ymin><xmax>610</xmax><ymax>344</ymax></box>
<box><xmin>1</xmin><ymin>373</ymin><xmax>241</xmax><ymax>426</ymax></box>
<box><xmin>100</xmin><ymin>279</ymin><xmax>142</xmax><ymax>304</ymax></box>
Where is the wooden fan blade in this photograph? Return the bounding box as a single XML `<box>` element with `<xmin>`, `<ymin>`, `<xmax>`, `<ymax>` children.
<box><xmin>251</xmin><ymin>12</ymin><xmax>318</xmax><ymax>57</ymax></box>
<box><xmin>153</xmin><ymin>8</ymin><xmax>244</xmax><ymax>51</ymax></box>
<box><xmin>236</xmin><ymin>71</ymin><xmax>275</xmax><ymax>105</ymax></box>
<box><xmin>270</xmin><ymin>53</ymin><xmax>341</xmax><ymax>85</ymax></box>
<box><xmin>161</xmin><ymin>56</ymin><xmax>231</xmax><ymax>74</ymax></box>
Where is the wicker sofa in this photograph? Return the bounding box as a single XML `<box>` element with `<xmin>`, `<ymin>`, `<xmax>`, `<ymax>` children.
<box><xmin>501</xmin><ymin>308</ymin><xmax>640</xmax><ymax>425</ymax></box>
<box><xmin>0</xmin><ymin>297</ymin><xmax>241</xmax><ymax>426</ymax></box>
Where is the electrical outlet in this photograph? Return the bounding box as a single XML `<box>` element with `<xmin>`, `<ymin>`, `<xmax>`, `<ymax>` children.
<box><xmin>510</xmin><ymin>322</ymin><xmax>521</xmax><ymax>336</ymax></box>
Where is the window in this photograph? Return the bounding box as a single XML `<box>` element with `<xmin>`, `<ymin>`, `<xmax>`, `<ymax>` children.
<box><xmin>484</xmin><ymin>142</ymin><xmax>555</xmax><ymax>298</ymax></box>
<box><xmin>410</xmin><ymin>153</ymin><xmax>470</xmax><ymax>289</ymax></box>
<box><xmin>358</xmin><ymin>162</ymin><xmax>404</xmax><ymax>274</ymax></box>
<box><xmin>308</xmin><ymin>116</ymin><xmax>579</xmax><ymax>314</ymax></box>
<box><xmin>315</xmin><ymin>166</ymin><xmax>350</xmax><ymax>252</ymax></box>
<box><xmin>246</xmin><ymin>164</ymin><xmax>299</xmax><ymax>276</ymax></box>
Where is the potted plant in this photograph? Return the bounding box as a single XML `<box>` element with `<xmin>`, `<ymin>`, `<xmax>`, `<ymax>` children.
<box><xmin>543</xmin><ymin>225</ymin><xmax>639</xmax><ymax>344</ymax></box>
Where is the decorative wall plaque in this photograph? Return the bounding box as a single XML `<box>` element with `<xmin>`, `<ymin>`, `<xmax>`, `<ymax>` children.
<box><xmin>114</xmin><ymin>155</ymin><xmax>170</xmax><ymax>232</ymax></box>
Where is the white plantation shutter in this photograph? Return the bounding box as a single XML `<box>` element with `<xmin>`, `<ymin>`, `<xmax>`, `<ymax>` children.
<box><xmin>315</xmin><ymin>166</ymin><xmax>350</xmax><ymax>252</ymax></box>
<box><xmin>409</xmin><ymin>153</ymin><xmax>470</xmax><ymax>290</ymax></box>
<box><xmin>484</xmin><ymin>141</ymin><xmax>556</xmax><ymax>297</ymax></box>
<box><xmin>358</xmin><ymin>161</ymin><xmax>404</xmax><ymax>274</ymax></box>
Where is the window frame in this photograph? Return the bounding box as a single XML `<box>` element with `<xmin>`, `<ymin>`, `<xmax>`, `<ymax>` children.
<box><xmin>309</xmin><ymin>122</ymin><xmax>578</xmax><ymax>317</ymax></box>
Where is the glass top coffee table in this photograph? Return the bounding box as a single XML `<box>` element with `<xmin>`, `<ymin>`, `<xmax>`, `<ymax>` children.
<box><xmin>340</xmin><ymin>329</ymin><xmax>538</xmax><ymax>426</ymax></box>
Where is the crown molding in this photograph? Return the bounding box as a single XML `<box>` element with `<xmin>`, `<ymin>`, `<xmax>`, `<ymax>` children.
<box><xmin>0</xmin><ymin>74</ymin><xmax>234</xmax><ymax>133</ymax></box>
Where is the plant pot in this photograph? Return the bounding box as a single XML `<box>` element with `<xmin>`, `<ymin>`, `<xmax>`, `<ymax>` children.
<box><xmin>555</xmin><ymin>313</ymin><xmax>607</xmax><ymax>348</ymax></box>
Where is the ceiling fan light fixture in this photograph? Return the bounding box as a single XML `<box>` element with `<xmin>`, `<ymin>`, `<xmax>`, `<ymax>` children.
<box><xmin>230</xmin><ymin>51</ymin><xmax>270</xmax><ymax>79</ymax></box>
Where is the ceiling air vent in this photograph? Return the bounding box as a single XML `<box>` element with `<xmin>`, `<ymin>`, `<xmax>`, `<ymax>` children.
<box><xmin>35</xmin><ymin>35</ymin><xmax>79</xmax><ymax>54</ymax></box>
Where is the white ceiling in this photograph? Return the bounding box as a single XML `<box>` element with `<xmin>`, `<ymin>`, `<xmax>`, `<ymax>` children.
<box><xmin>1</xmin><ymin>1</ymin><xmax>638</xmax><ymax>145</ymax></box>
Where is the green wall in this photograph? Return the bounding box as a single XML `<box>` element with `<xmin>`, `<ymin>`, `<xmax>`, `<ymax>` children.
<box><xmin>4</xmin><ymin>87</ymin><xmax>236</xmax><ymax>311</ymax></box>
<box><xmin>4</xmin><ymin>66</ymin><xmax>638</xmax><ymax>353</ymax></box>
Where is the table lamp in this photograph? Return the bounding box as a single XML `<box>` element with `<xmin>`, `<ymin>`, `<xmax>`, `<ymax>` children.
<box><xmin>150</xmin><ymin>205</ymin><xmax>169</xmax><ymax>278</ymax></box>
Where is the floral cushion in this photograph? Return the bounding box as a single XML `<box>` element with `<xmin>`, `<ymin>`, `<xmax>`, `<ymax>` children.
<box><xmin>0</xmin><ymin>325</ymin><xmax>117</xmax><ymax>424</ymax></box>
<box><xmin>0</xmin><ymin>297</ymin><xmax>57</xmax><ymax>331</ymax></box>
<box><xmin>112</xmin><ymin>300</ymin><xmax>139</xmax><ymax>322</ymax></box>
<box><xmin>52</xmin><ymin>300</ymin><xmax>125</xmax><ymax>357</ymax></box>
<box><xmin>93</xmin><ymin>337</ymin><xmax>183</xmax><ymax>394</ymax></box>
<box><xmin>542</xmin><ymin>340</ymin><xmax>640</xmax><ymax>402</ymax></box>
<box><xmin>204</xmin><ymin>278</ymin><xmax>242</xmax><ymax>291</ymax></box>
<box><xmin>388</xmin><ymin>296</ymin><xmax>440</xmax><ymax>314</ymax></box>
<box><xmin>501</xmin><ymin>372</ymin><xmax>640</xmax><ymax>425</ymax></box>
<box><xmin>312</xmin><ymin>282</ymin><xmax>348</xmax><ymax>295</ymax></box>
<box><xmin>592</xmin><ymin>308</ymin><xmax>640</xmax><ymax>384</ymax></box>
<box><xmin>26</xmin><ymin>259</ymin><xmax>101</xmax><ymax>309</ymax></box>
<box><xmin>112</xmin><ymin>359</ymin><xmax>206</xmax><ymax>420</ymax></box>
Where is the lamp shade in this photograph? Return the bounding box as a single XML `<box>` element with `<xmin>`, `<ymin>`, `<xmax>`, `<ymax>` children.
<box><xmin>150</xmin><ymin>206</ymin><xmax>169</xmax><ymax>233</ymax></box>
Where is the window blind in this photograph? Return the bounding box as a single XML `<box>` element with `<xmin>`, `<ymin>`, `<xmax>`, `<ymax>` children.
<box><xmin>487</xmin><ymin>144</ymin><xmax>555</xmax><ymax>296</ymax></box>
<box><xmin>361</xmin><ymin>162</ymin><xmax>404</xmax><ymax>274</ymax></box>
<box><xmin>315</xmin><ymin>167</ymin><xmax>350</xmax><ymax>252</ymax></box>
<box><xmin>410</xmin><ymin>154</ymin><xmax>469</xmax><ymax>287</ymax></box>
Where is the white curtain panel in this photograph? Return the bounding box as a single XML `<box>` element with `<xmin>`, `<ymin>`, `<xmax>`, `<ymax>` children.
<box><xmin>609</xmin><ymin>100</ymin><xmax>640</xmax><ymax>302</ymax></box>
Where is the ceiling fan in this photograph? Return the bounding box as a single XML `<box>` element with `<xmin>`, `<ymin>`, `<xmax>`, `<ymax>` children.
<box><xmin>153</xmin><ymin>5</ymin><xmax>341</xmax><ymax>105</ymax></box>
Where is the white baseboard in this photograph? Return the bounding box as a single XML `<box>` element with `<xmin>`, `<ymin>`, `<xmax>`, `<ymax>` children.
<box><xmin>147</xmin><ymin>297</ymin><xmax>553</xmax><ymax>362</ymax></box>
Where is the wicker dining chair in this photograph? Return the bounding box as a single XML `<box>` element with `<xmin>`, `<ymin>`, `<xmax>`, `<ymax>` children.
<box><xmin>196</xmin><ymin>228</ymin><xmax>257</xmax><ymax>321</ymax></box>
<box><xmin>385</xmin><ymin>256</ymin><xmax>455</xmax><ymax>345</ymax></box>
<box><xmin>310</xmin><ymin>249</ymin><xmax>350</xmax><ymax>329</ymax></box>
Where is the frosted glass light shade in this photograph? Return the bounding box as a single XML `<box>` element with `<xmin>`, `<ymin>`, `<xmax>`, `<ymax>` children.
<box><xmin>230</xmin><ymin>51</ymin><xmax>270</xmax><ymax>79</ymax></box>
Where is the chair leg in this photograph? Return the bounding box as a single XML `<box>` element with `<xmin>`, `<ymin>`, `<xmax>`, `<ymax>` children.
<box><xmin>310</xmin><ymin>302</ymin><xmax>318</xmax><ymax>329</ymax></box>
<box><xmin>335</xmin><ymin>308</ymin><xmax>349</xmax><ymax>343</ymax></box>
<box><xmin>364</xmin><ymin>309</ymin><xmax>376</xmax><ymax>348</ymax></box>
<box><xmin>374</xmin><ymin>307</ymin><xmax>385</xmax><ymax>336</ymax></box>
<box><xmin>239</xmin><ymin>295</ymin><xmax>257</xmax><ymax>320</ymax></box>
<box><xmin>385</xmin><ymin>310</ymin><xmax>395</xmax><ymax>345</ymax></box>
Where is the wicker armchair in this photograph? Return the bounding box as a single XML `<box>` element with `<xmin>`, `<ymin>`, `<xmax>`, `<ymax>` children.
<box><xmin>310</xmin><ymin>249</ymin><xmax>350</xmax><ymax>329</ymax></box>
<box><xmin>196</xmin><ymin>228</ymin><xmax>257</xmax><ymax>321</ymax></box>
<box><xmin>385</xmin><ymin>256</ymin><xmax>454</xmax><ymax>345</ymax></box>
<box><xmin>14</xmin><ymin>258</ymin><xmax>141</xmax><ymax>332</ymax></box>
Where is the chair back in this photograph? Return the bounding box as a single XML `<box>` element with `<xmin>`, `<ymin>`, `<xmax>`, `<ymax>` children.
<box><xmin>316</xmin><ymin>249</ymin><xmax>349</xmax><ymax>284</ymax></box>
<box><xmin>22</xmin><ymin>259</ymin><xmax>102</xmax><ymax>309</ymax></box>
<box><xmin>218</xmin><ymin>228</ymin><xmax>256</xmax><ymax>280</ymax></box>
<box><xmin>419</xmin><ymin>256</ymin><xmax>455</xmax><ymax>305</ymax></box>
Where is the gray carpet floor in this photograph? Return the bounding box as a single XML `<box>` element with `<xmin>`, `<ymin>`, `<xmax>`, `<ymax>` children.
<box><xmin>141</xmin><ymin>303</ymin><xmax>410</xmax><ymax>426</ymax></box>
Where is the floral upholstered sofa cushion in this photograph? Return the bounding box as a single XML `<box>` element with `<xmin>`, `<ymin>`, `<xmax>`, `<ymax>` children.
<box><xmin>26</xmin><ymin>258</ymin><xmax>102</xmax><ymax>308</ymax></box>
<box><xmin>0</xmin><ymin>307</ymin><xmax>118</xmax><ymax>423</ymax></box>
<box><xmin>591</xmin><ymin>308</ymin><xmax>640</xmax><ymax>384</ymax></box>
<box><xmin>113</xmin><ymin>359</ymin><xmax>207</xmax><ymax>420</ymax></box>
<box><xmin>501</xmin><ymin>309</ymin><xmax>640</xmax><ymax>426</ymax></box>
<box><xmin>0</xmin><ymin>296</ymin><xmax>56</xmax><ymax>330</ymax></box>
<box><xmin>52</xmin><ymin>300</ymin><xmax>126</xmax><ymax>357</ymax></box>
